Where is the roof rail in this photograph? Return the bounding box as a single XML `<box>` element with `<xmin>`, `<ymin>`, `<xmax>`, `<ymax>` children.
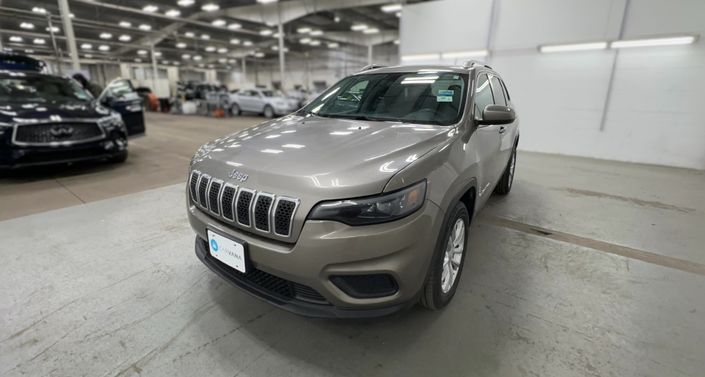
<box><xmin>462</xmin><ymin>60</ymin><xmax>492</xmax><ymax>70</ymax></box>
<box><xmin>359</xmin><ymin>64</ymin><xmax>386</xmax><ymax>72</ymax></box>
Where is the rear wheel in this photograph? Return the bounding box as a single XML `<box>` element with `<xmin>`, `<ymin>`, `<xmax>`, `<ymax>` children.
<box><xmin>231</xmin><ymin>103</ymin><xmax>240</xmax><ymax>116</ymax></box>
<box><xmin>263</xmin><ymin>105</ymin><xmax>274</xmax><ymax>118</ymax></box>
<box><xmin>420</xmin><ymin>201</ymin><xmax>470</xmax><ymax>310</ymax></box>
<box><xmin>494</xmin><ymin>147</ymin><xmax>516</xmax><ymax>195</ymax></box>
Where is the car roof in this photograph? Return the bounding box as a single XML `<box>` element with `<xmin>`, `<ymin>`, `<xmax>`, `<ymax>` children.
<box><xmin>0</xmin><ymin>70</ymin><xmax>57</xmax><ymax>78</ymax></box>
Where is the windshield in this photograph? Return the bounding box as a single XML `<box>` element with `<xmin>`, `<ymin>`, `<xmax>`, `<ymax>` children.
<box><xmin>261</xmin><ymin>90</ymin><xmax>275</xmax><ymax>97</ymax></box>
<box><xmin>302</xmin><ymin>71</ymin><xmax>468</xmax><ymax>126</ymax></box>
<box><xmin>0</xmin><ymin>73</ymin><xmax>92</xmax><ymax>102</ymax></box>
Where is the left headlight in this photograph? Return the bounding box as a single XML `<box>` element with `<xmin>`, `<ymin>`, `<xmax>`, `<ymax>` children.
<box><xmin>98</xmin><ymin>113</ymin><xmax>124</xmax><ymax>129</ymax></box>
<box><xmin>308</xmin><ymin>180</ymin><xmax>427</xmax><ymax>226</ymax></box>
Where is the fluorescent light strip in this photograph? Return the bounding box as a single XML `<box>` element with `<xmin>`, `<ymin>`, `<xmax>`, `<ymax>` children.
<box><xmin>611</xmin><ymin>35</ymin><xmax>696</xmax><ymax>49</ymax></box>
<box><xmin>442</xmin><ymin>50</ymin><xmax>488</xmax><ymax>59</ymax></box>
<box><xmin>539</xmin><ymin>42</ymin><xmax>608</xmax><ymax>53</ymax></box>
<box><xmin>401</xmin><ymin>53</ymin><xmax>440</xmax><ymax>61</ymax></box>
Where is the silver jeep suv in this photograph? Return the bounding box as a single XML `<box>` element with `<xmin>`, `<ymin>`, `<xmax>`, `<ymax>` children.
<box><xmin>187</xmin><ymin>61</ymin><xmax>519</xmax><ymax>317</ymax></box>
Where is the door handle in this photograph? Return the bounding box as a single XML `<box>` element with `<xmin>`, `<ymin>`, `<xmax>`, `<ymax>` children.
<box><xmin>498</xmin><ymin>126</ymin><xmax>506</xmax><ymax>134</ymax></box>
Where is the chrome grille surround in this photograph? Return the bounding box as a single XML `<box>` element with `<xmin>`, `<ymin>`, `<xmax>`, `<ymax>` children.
<box><xmin>188</xmin><ymin>170</ymin><xmax>301</xmax><ymax>239</ymax></box>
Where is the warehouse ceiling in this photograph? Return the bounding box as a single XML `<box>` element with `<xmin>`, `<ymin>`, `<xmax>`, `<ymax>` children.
<box><xmin>0</xmin><ymin>0</ymin><xmax>432</xmax><ymax>69</ymax></box>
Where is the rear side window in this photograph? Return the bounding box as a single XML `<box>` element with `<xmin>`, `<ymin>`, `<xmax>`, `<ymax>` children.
<box><xmin>489</xmin><ymin>75</ymin><xmax>507</xmax><ymax>106</ymax></box>
<box><xmin>473</xmin><ymin>74</ymin><xmax>493</xmax><ymax>120</ymax></box>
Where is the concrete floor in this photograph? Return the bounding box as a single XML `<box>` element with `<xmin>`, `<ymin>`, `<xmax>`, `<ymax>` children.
<box><xmin>1</xmin><ymin>114</ymin><xmax>704</xmax><ymax>377</ymax></box>
<box><xmin>0</xmin><ymin>113</ymin><xmax>263</xmax><ymax>221</ymax></box>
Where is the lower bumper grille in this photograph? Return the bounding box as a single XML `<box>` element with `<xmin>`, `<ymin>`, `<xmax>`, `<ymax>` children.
<box><xmin>198</xmin><ymin>238</ymin><xmax>328</xmax><ymax>305</ymax></box>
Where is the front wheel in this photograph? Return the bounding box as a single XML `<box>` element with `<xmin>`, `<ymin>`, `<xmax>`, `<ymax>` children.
<box><xmin>263</xmin><ymin>105</ymin><xmax>274</xmax><ymax>118</ymax></box>
<box><xmin>494</xmin><ymin>147</ymin><xmax>516</xmax><ymax>195</ymax></box>
<box><xmin>230</xmin><ymin>103</ymin><xmax>241</xmax><ymax>116</ymax></box>
<box><xmin>420</xmin><ymin>201</ymin><xmax>470</xmax><ymax>310</ymax></box>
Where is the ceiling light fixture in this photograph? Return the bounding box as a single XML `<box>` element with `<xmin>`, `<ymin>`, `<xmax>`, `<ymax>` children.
<box><xmin>98</xmin><ymin>45</ymin><xmax>110</xmax><ymax>51</ymax></box>
<box><xmin>212</xmin><ymin>19</ymin><xmax>226</xmax><ymax>27</ymax></box>
<box><xmin>139</xmin><ymin>24</ymin><xmax>152</xmax><ymax>31</ymax></box>
<box><xmin>201</xmin><ymin>34</ymin><xmax>210</xmax><ymax>40</ymax></box>
<box><xmin>32</xmin><ymin>7</ymin><xmax>47</xmax><ymax>14</ymax></box>
<box><xmin>9</xmin><ymin>36</ymin><xmax>23</xmax><ymax>42</ymax></box>
<box><xmin>230</xmin><ymin>38</ymin><xmax>241</xmax><ymax>45</ymax></box>
<box><xmin>137</xmin><ymin>49</ymin><xmax>148</xmax><ymax>55</ymax></box>
<box><xmin>362</xmin><ymin>28</ymin><xmax>380</xmax><ymax>34</ymax></box>
<box><xmin>177</xmin><ymin>0</ymin><xmax>195</xmax><ymax>7</ymax></box>
<box><xmin>201</xmin><ymin>3</ymin><xmax>219</xmax><ymax>12</ymax></box>
<box><xmin>119</xmin><ymin>21</ymin><xmax>131</xmax><ymax>28</ymax></box>
<box><xmin>217</xmin><ymin>47</ymin><xmax>228</xmax><ymax>53</ymax></box>
<box><xmin>81</xmin><ymin>43</ymin><xmax>93</xmax><ymax>50</ymax></box>
<box><xmin>193</xmin><ymin>55</ymin><xmax>203</xmax><ymax>61</ymax></box>
<box><xmin>205</xmin><ymin>46</ymin><xmax>216</xmax><ymax>52</ymax></box>
<box><xmin>310</xmin><ymin>30</ymin><xmax>323</xmax><ymax>36</ymax></box>
<box><xmin>166</xmin><ymin>9</ymin><xmax>181</xmax><ymax>17</ymax></box>
<box><xmin>381</xmin><ymin>4</ymin><xmax>402</xmax><ymax>13</ymax></box>
<box><xmin>118</xmin><ymin>35</ymin><xmax>131</xmax><ymax>42</ymax></box>
<box><xmin>327</xmin><ymin>42</ymin><xmax>339</xmax><ymax>48</ymax></box>
<box><xmin>259</xmin><ymin>29</ymin><xmax>273</xmax><ymax>36</ymax></box>
<box><xmin>351</xmin><ymin>24</ymin><xmax>367</xmax><ymax>31</ymax></box>
<box><xmin>297</xmin><ymin>27</ymin><xmax>311</xmax><ymax>34</ymax></box>
<box><xmin>228</xmin><ymin>23</ymin><xmax>242</xmax><ymax>30</ymax></box>
<box><xmin>142</xmin><ymin>5</ymin><xmax>158</xmax><ymax>13</ymax></box>
<box><xmin>20</xmin><ymin>22</ymin><xmax>34</xmax><ymax>30</ymax></box>
<box><xmin>243</xmin><ymin>40</ymin><xmax>253</xmax><ymax>46</ymax></box>
<box><xmin>611</xmin><ymin>35</ymin><xmax>697</xmax><ymax>49</ymax></box>
<box><xmin>176</xmin><ymin>42</ymin><xmax>187</xmax><ymax>48</ymax></box>
<box><xmin>182</xmin><ymin>54</ymin><xmax>191</xmax><ymax>59</ymax></box>
<box><xmin>257</xmin><ymin>0</ymin><xmax>279</xmax><ymax>3</ymax></box>
<box><xmin>46</xmin><ymin>26</ymin><xmax>60</xmax><ymax>33</ymax></box>
<box><xmin>184</xmin><ymin>32</ymin><xmax>195</xmax><ymax>38</ymax></box>
<box><xmin>309</xmin><ymin>40</ymin><xmax>321</xmax><ymax>46</ymax></box>
<box><xmin>538</xmin><ymin>41</ymin><xmax>608</xmax><ymax>53</ymax></box>
<box><xmin>99</xmin><ymin>33</ymin><xmax>113</xmax><ymax>39</ymax></box>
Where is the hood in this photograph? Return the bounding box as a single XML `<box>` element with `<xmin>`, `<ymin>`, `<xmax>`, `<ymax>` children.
<box><xmin>191</xmin><ymin>114</ymin><xmax>454</xmax><ymax>200</ymax></box>
<box><xmin>0</xmin><ymin>100</ymin><xmax>110</xmax><ymax>123</ymax></box>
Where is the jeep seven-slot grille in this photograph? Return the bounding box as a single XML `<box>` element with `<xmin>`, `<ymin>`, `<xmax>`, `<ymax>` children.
<box><xmin>236</xmin><ymin>191</ymin><xmax>254</xmax><ymax>226</ymax></box>
<box><xmin>253</xmin><ymin>195</ymin><xmax>273</xmax><ymax>231</ymax></box>
<box><xmin>189</xmin><ymin>171</ymin><xmax>200</xmax><ymax>202</ymax></box>
<box><xmin>208</xmin><ymin>181</ymin><xmax>222</xmax><ymax>215</ymax></box>
<box><xmin>221</xmin><ymin>186</ymin><xmax>237</xmax><ymax>221</ymax></box>
<box><xmin>189</xmin><ymin>171</ymin><xmax>299</xmax><ymax>238</ymax></box>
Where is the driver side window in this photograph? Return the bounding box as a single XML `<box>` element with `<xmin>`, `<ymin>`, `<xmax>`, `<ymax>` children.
<box><xmin>473</xmin><ymin>74</ymin><xmax>494</xmax><ymax>121</ymax></box>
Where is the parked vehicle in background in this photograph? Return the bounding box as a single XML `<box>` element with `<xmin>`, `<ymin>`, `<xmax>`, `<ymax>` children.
<box><xmin>186</xmin><ymin>61</ymin><xmax>519</xmax><ymax>317</ymax></box>
<box><xmin>0</xmin><ymin>71</ymin><xmax>132</xmax><ymax>169</ymax></box>
<box><xmin>229</xmin><ymin>88</ymin><xmax>299</xmax><ymax>118</ymax></box>
<box><xmin>98</xmin><ymin>78</ymin><xmax>146</xmax><ymax>136</ymax></box>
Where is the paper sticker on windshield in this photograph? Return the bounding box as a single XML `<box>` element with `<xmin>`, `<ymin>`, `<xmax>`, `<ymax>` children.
<box><xmin>437</xmin><ymin>89</ymin><xmax>453</xmax><ymax>103</ymax></box>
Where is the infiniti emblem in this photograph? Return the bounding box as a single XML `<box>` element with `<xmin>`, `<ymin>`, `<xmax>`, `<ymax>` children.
<box><xmin>49</xmin><ymin>125</ymin><xmax>74</xmax><ymax>138</ymax></box>
<box><xmin>228</xmin><ymin>170</ymin><xmax>249</xmax><ymax>182</ymax></box>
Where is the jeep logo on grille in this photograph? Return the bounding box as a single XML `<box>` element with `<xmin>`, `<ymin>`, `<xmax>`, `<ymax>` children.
<box><xmin>49</xmin><ymin>125</ymin><xmax>74</xmax><ymax>138</ymax></box>
<box><xmin>228</xmin><ymin>170</ymin><xmax>249</xmax><ymax>182</ymax></box>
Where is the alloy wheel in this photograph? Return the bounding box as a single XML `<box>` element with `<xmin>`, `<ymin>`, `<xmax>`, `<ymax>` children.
<box><xmin>441</xmin><ymin>218</ymin><xmax>465</xmax><ymax>293</ymax></box>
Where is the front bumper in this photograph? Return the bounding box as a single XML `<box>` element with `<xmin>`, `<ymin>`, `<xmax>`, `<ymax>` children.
<box><xmin>188</xmin><ymin>200</ymin><xmax>443</xmax><ymax>318</ymax></box>
<box><xmin>0</xmin><ymin>128</ymin><xmax>127</xmax><ymax>169</ymax></box>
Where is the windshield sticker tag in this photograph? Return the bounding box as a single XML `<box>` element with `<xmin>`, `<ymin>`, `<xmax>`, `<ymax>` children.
<box><xmin>437</xmin><ymin>89</ymin><xmax>453</xmax><ymax>102</ymax></box>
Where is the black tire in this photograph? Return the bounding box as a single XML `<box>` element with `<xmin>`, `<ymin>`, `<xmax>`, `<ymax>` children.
<box><xmin>420</xmin><ymin>201</ymin><xmax>470</xmax><ymax>310</ymax></box>
<box><xmin>108</xmin><ymin>150</ymin><xmax>128</xmax><ymax>164</ymax></box>
<box><xmin>231</xmin><ymin>103</ymin><xmax>241</xmax><ymax>116</ymax></box>
<box><xmin>263</xmin><ymin>105</ymin><xmax>274</xmax><ymax>118</ymax></box>
<box><xmin>494</xmin><ymin>147</ymin><xmax>517</xmax><ymax>195</ymax></box>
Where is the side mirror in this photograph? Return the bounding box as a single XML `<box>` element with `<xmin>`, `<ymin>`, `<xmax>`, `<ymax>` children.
<box><xmin>478</xmin><ymin>105</ymin><xmax>516</xmax><ymax>125</ymax></box>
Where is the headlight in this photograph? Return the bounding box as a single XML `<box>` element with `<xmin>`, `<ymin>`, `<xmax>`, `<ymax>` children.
<box><xmin>309</xmin><ymin>180</ymin><xmax>427</xmax><ymax>225</ymax></box>
<box><xmin>98</xmin><ymin>113</ymin><xmax>124</xmax><ymax>129</ymax></box>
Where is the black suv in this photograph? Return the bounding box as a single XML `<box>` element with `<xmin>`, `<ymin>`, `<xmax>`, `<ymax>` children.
<box><xmin>0</xmin><ymin>54</ymin><xmax>144</xmax><ymax>169</ymax></box>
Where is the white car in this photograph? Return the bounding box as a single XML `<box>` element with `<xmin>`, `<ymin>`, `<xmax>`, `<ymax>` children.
<box><xmin>229</xmin><ymin>88</ymin><xmax>299</xmax><ymax>118</ymax></box>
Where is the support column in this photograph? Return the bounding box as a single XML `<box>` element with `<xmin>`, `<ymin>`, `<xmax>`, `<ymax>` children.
<box><xmin>277</xmin><ymin>19</ymin><xmax>285</xmax><ymax>90</ymax></box>
<box><xmin>241</xmin><ymin>57</ymin><xmax>247</xmax><ymax>85</ymax></box>
<box><xmin>150</xmin><ymin>45</ymin><xmax>159</xmax><ymax>94</ymax></box>
<box><xmin>367</xmin><ymin>44</ymin><xmax>373</xmax><ymax>65</ymax></box>
<box><xmin>46</xmin><ymin>13</ymin><xmax>63</xmax><ymax>74</ymax></box>
<box><xmin>57</xmin><ymin>0</ymin><xmax>80</xmax><ymax>71</ymax></box>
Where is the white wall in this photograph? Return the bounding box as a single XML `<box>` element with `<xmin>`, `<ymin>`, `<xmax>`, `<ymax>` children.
<box><xmin>401</xmin><ymin>0</ymin><xmax>705</xmax><ymax>170</ymax></box>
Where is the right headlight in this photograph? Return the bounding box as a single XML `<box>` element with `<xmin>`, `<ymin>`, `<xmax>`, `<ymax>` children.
<box><xmin>308</xmin><ymin>180</ymin><xmax>427</xmax><ymax>226</ymax></box>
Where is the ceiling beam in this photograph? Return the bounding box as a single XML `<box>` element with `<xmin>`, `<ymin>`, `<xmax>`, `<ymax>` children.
<box><xmin>226</xmin><ymin>0</ymin><xmax>394</xmax><ymax>25</ymax></box>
